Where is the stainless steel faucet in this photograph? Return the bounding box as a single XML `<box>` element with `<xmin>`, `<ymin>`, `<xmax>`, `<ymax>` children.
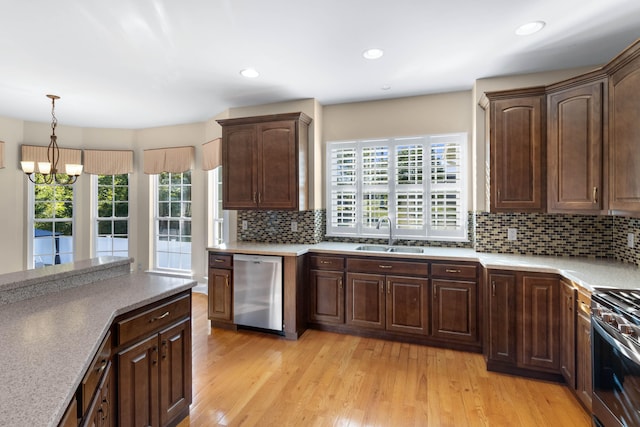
<box><xmin>376</xmin><ymin>216</ymin><xmax>394</xmax><ymax>245</ymax></box>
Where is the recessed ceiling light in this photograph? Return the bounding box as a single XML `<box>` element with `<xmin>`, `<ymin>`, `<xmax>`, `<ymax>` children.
<box><xmin>515</xmin><ymin>21</ymin><xmax>546</xmax><ymax>36</ymax></box>
<box><xmin>240</xmin><ymin>68</ymin><xmax>259</xmax><ymax>78</ymax></box>
<box><xmin>381</xmin><ymin>85</ymin><xmax>391</xmax><ymax>91</ymax></box>
<box><xmin>363</xmin><ymin>48</ymin><xmax>384</xmax><ymax>60</ymax></box>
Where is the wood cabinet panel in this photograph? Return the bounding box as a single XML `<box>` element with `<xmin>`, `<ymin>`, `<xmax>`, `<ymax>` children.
<box><xmin>309</xmin><ymin>269</ymin><xmax>344</xmax><ymax>324</ymax></box>
<box><xmin>346</xmin><ymin>272</ymin><xmax>385</xmax><ymax>330</ymax></box>
<box><xmin>118</xmin><ymin>334</ymin><xmax>159</xmax><ymax>427</ymax></box>
<box><xmin>222</xmin><ymin>124</ymin><xmax>257</xmax><ymax>209</ymax></box>
<box><xmin>520</xmin><ymin>275</ymin><xmax>560</xmax><ymax>371</ymax></box>
<box><xmin>487</xmin><ymin>89</ymin><xmax>546</xmax><ymax>212</ymax></box>
<box><xmin>346</xmin><ymin>257</ymin><xmax>429</xmax><ymax>276</ymax></box>
<box><xmin>258</xmin><ymin>121</ymin><xmax>297</xmax><ymax>209</ymax></box>
<box><xmin>310</xmin><ymin>255</ymin><xmax>345</xmax><ymax>271</ymax></box>
<box><xmin>208</xmin><ymin>268</ymin><xmax>232</xmax><ymax>322</ymax></box>
<box><xmin>487</xmin><ymin>272</ymin><xmax>517</xmax><ymax>364</ymax></box>
<box><xmin>560</xmin><ymin>280</ymin><xmax>576</xmax><ymax>387</ymax></box>
<box><xmin>431</xmin><ymin>279</ymin><xmax>478</xmax><ymax>344</ymax></box>
<box><xmin>576</xmin><ymin>310</ymin><xmax>593</xmax><ymax>411</ymax></box>
<box><xmin>385</xmin><ymin>275</ymin><xmax>429</xmax><ymax>335</ymax></box>
<box><xmin>431</xmin><ymin>263</ymin><xmax>477</xmax><ymax>280</ymax></box>
<box><xmin>159</xmin><ymin>318</ymin><xmax>192</xmax><ymax>427</ymax></box>
<box><xmin>609</xmin><ymin>51</ymin><xmax>640</xmax><ymax>213</ymax></box>
<box><xmin>547</xmin><ymin>79</ymin><xmax>606</xmax><ymax>213</ymax></box>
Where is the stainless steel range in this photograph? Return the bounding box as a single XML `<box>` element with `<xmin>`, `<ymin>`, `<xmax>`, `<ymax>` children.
<box><xmin>591</xmin><ymin>289</ymin><xmax>640</xmax><ymax>427</ymax></box>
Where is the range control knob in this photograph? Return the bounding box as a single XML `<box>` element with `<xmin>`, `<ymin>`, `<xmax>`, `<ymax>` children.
<box><xmin>602</xmin><ymin>313</ymin><xmax>615</xmax><ymax>324</ymax></box>
<box><xmin>619</xmin><ymin>324</ymin><xmax>635</xmax><ymax>337</ymax></box>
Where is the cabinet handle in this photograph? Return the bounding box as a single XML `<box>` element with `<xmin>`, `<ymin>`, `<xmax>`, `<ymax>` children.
<box><xmin>379</xmin><ymin>265</ymin><xmax>393</xmax><ymax>269</ymax></box>
<box><xmin>593</xmin><ymin>186</ymin><xmax>598</xmax><ymax>204</ymax></box>
<box><xmin>320</xmin><ymin>260</ymin><xmax>331</xmax><ymax>264</ymax></box>
<box><xmin>100</xmin><ymin>397</ymin><xmax>110</xmax><ymax>422</ymax></box>
<box><xmin>491</xmin><ymin>281</ymin><xmax>496</xmax><ymax>297</ymax></box>
<box><xmin>214</xmin><ymin>258</ymin><xmax>226</xmax><ymax>263</ymax></box>
<box><xmin>387</xmin><ymin>280</ymin><xmax>391</xmax><ymax>294</ymax></box>
<box><xmin>96</xmin><ymin>359</ymin><xmax>107</xmax><ymax>374</ymax></box>
<box><xmin>434</xmin><ymin>286</ymin><xmax>437</xmax><ymax>299</ymax></box>
<box><xmin>445</xmin><ymin>269</ymin><xmax>461</xmax><ymax>274</ymax></box>
<box><xmin>150</xmin><ymin>311</ymin><xmax>170</xmax><ymax>322</ymax></box>
<box><xmin>253</xmin><ymin>192</ymin><xmax>257</xmax><ymax>203</ymax></box>
<box><xmin>225</xmin><ymin>276</ymin><xmax>229</xmax><ymax>287</ymax></box>
<box><xmin>338</xmin><ymin>278</ymin><xmax>343</xmax><ymax>289</ymax></box>
<box><xmin>152</xmin><ymin>346</ymin><xmax>158</xmax><ymax>365</ymax></box>
<box><xmin>258</xmin><ymin>192</ymin><xmax>261</xmax><ymax>203</ymax></box>
<box><xmin>380</xmin><ymin>282</ymin><xmax>384</xmax><ymax>293</ymax></box>
<box><xmin>161</xmin><ymin>339</ymin><xmax>168</xmax><ymax>359</ymax></box>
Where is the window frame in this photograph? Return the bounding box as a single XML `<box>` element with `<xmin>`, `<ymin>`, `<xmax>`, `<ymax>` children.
<box><xmin>91</xmin><ymin>174</ymin><xmax>130</xmax><ymax>258</ymax></box>
<box><xmin>27</xmin><ymin>175</ymin><xmax>77</xmax><ymax>269</ymax></box>
<box><xmin>326</xmin><ymin>133</ymin><xmax>468</xmax><ymax>242</ymax></box>
<box><xmin>207</xmin><ymin>166</ymin><xmax>229</xmax><ymax>247</ymax></box>
<box><xmin>152</xmin><ymin>171</ymin><xmax>193</xmax><ymax>273</ymax></box>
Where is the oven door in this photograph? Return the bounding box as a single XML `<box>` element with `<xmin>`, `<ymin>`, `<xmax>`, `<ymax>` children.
<box><xmin>592</xmin><ymin>316</ymin><xmax>640</xmax><ymax>427</ymax></box>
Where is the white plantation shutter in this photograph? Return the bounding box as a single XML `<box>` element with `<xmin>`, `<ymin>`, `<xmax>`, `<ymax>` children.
<box><xmin>427</xmin><ymin>134</ymin><xmax>467</xmax><ymax>239</ymax></box>
<box><xmin>328</xmin><ymin>142</ymin><xmax>358</xmax><ymax>235</ymax></box>
<box><xmin>326</xmin><ymin>133</ymin><xmax>467</xmax><ymax>241</ymax></box>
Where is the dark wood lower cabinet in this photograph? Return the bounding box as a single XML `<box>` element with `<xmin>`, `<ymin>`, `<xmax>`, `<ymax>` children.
<box><xmin>346</xmin><ymin>272</ymin><xmax>385</xmax><ymax>330</ymax></box>
<box><xmin>560</xmin><ymin>280</ymin><xmax>576</xmax><ymax>387</ymax></box>
<box><xmin>309</xmin><ymin>269</ymin><xmax>344</xmax><ymax>324</ymax></box>
<box><xmin>431</xmin><ymin>279</ymin><xmax>478</xmax><ymax>344</ymax></box>
<box><xmin>576</xmin><ymin>309</ymin><xmax>593</xmax><ymax>410</ymax></box>
<box><xmin>115</xmin><ymin>291</ymin><xmax>192</xmax><ymax>427</ymax></box>
<box><xmin>386</xmin><ymin>275</ymin><xmax>429</xmax><ymax>335</ymax></box>
<box><xmin>486</xmin><ymin>270</ymin><xmax>561</xmax><ymax>379</ymax></box>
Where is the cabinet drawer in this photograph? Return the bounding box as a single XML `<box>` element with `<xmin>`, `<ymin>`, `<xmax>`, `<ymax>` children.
<box><xmin>209</xmin><ymin>253</ymin><xmax>232</xmax><ymax>268</ymax></box>
<box><xmin>431</xmin><ymin>263</ymin><xmax>477</xmax><ymax>279</ymax></box>
<box><xmin>310</xmin><ymin>255</ymin><xmax>345</xmax><ymax>271</ymax></box>
<box><xmin>116</xmin><ymin>293</ymin><xmax>191</xmax><ymax>345</ymax></box>
<box><xmin>80</xmin><ymin>330</ymin><xmax>111</xmax><ymax>415</ymax></box>
<box><xmin>347</xmin><ymin>258</ymin><xmax>428</xmax><ymax>276</ymax></box>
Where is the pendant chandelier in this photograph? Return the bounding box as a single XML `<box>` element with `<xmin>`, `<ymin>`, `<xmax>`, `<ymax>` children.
<box><xmin>21</xmin><ymin>94</ymin><xmax>83</xmax><ymax>184</ymax></box>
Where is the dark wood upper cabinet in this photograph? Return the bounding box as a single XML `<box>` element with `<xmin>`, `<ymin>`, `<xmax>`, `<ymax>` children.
<box><xmin>218</xmin><ymin>112</ymin><xmax>311</xmax><ymax>211</ymax></box>
<box><xmin>483</xmin><ymin>88</ymin><xmax>547</xmax><ymax>212</ymax></box>
<box><xmin>607</xmin><ymin>42</ymin><xmax>640</xmax><ymax>214</ymax></box>
<box><xmin>547</xmin><ymin>75</ymin><xmax>607</xmax><ymax>214</ymax></box>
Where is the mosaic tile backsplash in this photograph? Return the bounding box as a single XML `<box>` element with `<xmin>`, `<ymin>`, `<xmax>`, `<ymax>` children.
<box><xmin>236</xmin><ymin>209</ymin><xmax>640</xmax><ymax>266</ymax></box>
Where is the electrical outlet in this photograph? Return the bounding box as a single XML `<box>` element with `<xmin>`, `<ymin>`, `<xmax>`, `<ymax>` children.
<box><xmin>242</xmin><ymin>220</ymin><xmax>248</xmax><ymax>230</ymax></box>
<box><xmin>507</xmin><ymin>228</ymin><xmax>517</xmax><ymax>241</ymax></box>
<box><xmin>291</xmin><ymin>221</ymin><xmax>298</xmax><ymax>232</ymax></box>
<box><xmin>628</xmin><ymin>232</ymin><xmax>635</xmax><ymax>248</ymax></box>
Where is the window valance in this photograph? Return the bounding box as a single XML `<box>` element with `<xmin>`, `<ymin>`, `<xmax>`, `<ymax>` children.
<box><xmin>202</xmin><ymin>138</ymin><xmax>221</xmax><ymax>171</ymax></box>
<box><xmin>143</xmin><ymin>146</ymin><xmax>194</xmax><ymax>174</ymax></box>
<box><xmin>83</xmin><ymin>150</ymin><xmax>134</xmax><ymax>175</ymax></box>
<box><xmin>21</xmin><ymin>144</ymin><xmax>82</xmax><ymax>171</ymax></box>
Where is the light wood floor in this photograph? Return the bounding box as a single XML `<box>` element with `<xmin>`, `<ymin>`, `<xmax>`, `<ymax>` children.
<box><xmin>178</xmin><ymin>293</ymin><xmax>590</xmax><ymax>426</ymax></box>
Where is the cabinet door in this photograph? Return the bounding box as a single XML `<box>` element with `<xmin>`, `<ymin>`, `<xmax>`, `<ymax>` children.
<box><xmin>490</xmin><ymin>93</ymin><xmax>546</xmax><ymax>212</ymax></box>
<box><xmin>576</xmin><ymin>311</ymin><xmax>593</xmax><ymax>411</ymax></box>
<box><xmin>159</xmin><ymin>318</ymin><xmax>192</xmax><ymax>427</ymax></box>
<box><xmin>559</xmin><ymin>280</ymin><xmax>576</xmax><ymax>387</ymax></box>
<box><xmin>487</xmin><ymin>272</ymin><xmax>517</xmax><ymax>364</ymax></box>
<box><xmin>257</xmin><ymin>120</ymin><xmax>298</xmax><ymax>210</ymax></box>
<box><xmin>222</xmin><ymin>124</ymin><xmax>257</xmax><ymax>209</ymax></box>
<box><xmin>547</xmin><ymin>80</ymin><xmax>605</xmax><ymax>213</ymax></box>
<box><xmin>431</xmin><ymin>279</ymin><xmax>478</xmax><ymax>344</ymax></box>
<box><xmin>346</xmin><ymin>272</ymin><xmax>385</xmax><ymax>330</ymax></box>
<box><xmin>309</xmin><ymin>269</ymin><xmax>344</xmax><ymax>324</ymax></box>
<box><xmin>609</xmin><ymin>53</ymin><xmax>640</xmax><ymax>212</ymax></box>
<box><xmin>520</xmin><ymin>275</ymin><xmax>560</xmax><ymax>372</ymax></box>
<box><xmin>385</xmin><ymin>275</ymin><xmax>428</xmax><ymax>336</ymax></box>
<box><xmin>208</xmin><ymin>268</ymin><xmax>232</xmax><ymax>322</ymax></box>
<box><xmin>118</xmin><ymin>335</ymin><xmax>159</xmax><ymax>427</ymax></box>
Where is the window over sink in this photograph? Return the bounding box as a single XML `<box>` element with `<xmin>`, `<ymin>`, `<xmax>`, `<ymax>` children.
<box><xmin>326</xmin><ymin>133</ymin><xmax>468</xmax><ymax>241</ymax></box>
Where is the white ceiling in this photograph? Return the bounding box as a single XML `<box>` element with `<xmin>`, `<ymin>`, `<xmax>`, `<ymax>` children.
<box><xmin>1</xmin><ymin>0</ymin><xmax>639</xmax><ymax>129</ymax></box>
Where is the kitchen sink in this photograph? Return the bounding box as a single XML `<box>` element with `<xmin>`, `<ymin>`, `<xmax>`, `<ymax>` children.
<box><xmin>387</xmin><ymin>246</ymin><xmax>424</xmax><ymax>254</ymax></box>
<box><xmin>355</xmin><ymin>245</ymin><xmax>389</xmax><ymax>252</ymax></box>
<box><xmin>355</xmin><ymin>245</ymin><xmax>424</xmax><ymax>254</ymax></box>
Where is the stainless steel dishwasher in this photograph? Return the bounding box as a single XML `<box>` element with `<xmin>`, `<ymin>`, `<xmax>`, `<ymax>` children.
<box><xmin>232</xmin><ymin>254</ymin><xmax>283</xmax><ymax>333</ymax></box>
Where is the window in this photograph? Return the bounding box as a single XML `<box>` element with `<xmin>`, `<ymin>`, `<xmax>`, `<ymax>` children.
<box><xmin>208</xmin><ymin>166</ymin><xmax>228</xmax><ymax>247</ymax></box>
<box><xmin>30</xmin><ymin>175</ymin><xmax>75</xmax><ymax>268</ymax></box>
<box><xmin>326</xmin><ymin>133</ymin><xmax>468</xmax><ymax>241</ymax></box>
<box><xmin>93</xmin><ymin>174</ymin><xmax>129</xmax><ymax>257</ymax></box>
<box><xmin>154</xmin><ymin>171</ymin><xmax>192</xmax><ymax>272</ymax></box>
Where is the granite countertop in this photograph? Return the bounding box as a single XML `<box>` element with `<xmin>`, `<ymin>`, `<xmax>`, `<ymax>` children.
<box><xmin>0</xmin><ymin>272</ymin><xmax>196</xmax><ymax>427</ymax></box>
<box><xmin>208</xmin><ymin>241</ymin><xmax>640</xmax><ymax>292</ymax></box>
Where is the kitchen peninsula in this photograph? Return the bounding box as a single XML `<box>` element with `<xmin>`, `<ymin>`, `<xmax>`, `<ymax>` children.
<box><xmin>0</xmin><ymin>257</ymin><xmax>196</xmax><ymax>427</ymax></box>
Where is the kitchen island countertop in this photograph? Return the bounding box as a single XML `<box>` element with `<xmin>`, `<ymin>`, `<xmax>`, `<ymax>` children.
<box><xmin>0</xmin><ymin>270</ymin><xmax>196</xmax><ymax>427</ymax></box>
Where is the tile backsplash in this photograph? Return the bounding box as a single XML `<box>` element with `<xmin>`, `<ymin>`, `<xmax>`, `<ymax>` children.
<box><xmin>236</xmin><ymin>209</ymin><xmax>640</xmax><ymax>266</ymax></box>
